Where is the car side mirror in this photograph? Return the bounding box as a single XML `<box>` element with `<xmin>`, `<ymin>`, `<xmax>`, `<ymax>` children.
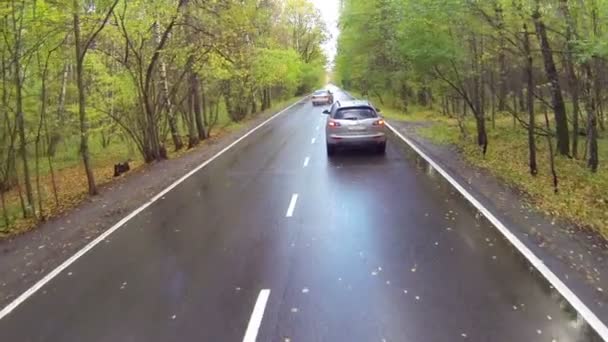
<box><xmin>322</xmin><ymin>109</ymin><xmax>330</xmax><ymax>115</ymax></box>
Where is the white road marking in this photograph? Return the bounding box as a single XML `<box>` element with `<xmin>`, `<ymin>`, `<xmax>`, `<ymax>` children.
<box><xmin>385</xmin><ymin>122</ymin><xmax>608</xmax><ymax>339</ymax></box>
<box><xmin>242</xmin><ymin>289</ymin><xmax>271</xmax><ymax>342</ymax></box>
<box><xmin>0</xmin><ymin>96</ymin><xmax>309</xmax><ymax>321</ymax></box>
<box><xmin>286</xmin><ymin>194</ymin><xmax>299</xmax><ymax>217</ymax></box>
<box><xmin>316</xmin><ymin>125</ymin><xmax>320</xmax><ymax>131</ymax></box>
<box><xmin>311</xmin><ymin>137</ymin><xmax>316</xmax><ymax>144</ymax></box>
<box><xmin>303</xmin><ymin>157</ymin><xmax>310</xmax><ymax>168</ymax></box>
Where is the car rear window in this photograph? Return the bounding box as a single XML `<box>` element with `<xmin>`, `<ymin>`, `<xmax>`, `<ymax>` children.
<box><xmin>333</xmin><ymin>107</ymin><xmax>377</xmax><ymax>120</ymax></box>
<box><xmin>313</xmin><ymin>91</ymin><xmax>327</xmax><ymax>95</ymax></box>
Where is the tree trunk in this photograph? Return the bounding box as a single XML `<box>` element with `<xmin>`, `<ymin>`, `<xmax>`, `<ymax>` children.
<box><xmin>584</xmin><ymin>63</ymin><xmax>599</xmax><ymax>172</ymax></box>
<box><xmin>155</xmin><ymin>22</ymin><xmax>183</xmax><ymax>151</ymax></box>
<box><xmin>13</xmin><ymin>162</ymin><xmax>26</xmax><ymax>219</ymax></box>
<box><xmin>12</xmin><ymin>13</ymin><xmax>35</xmax><ymax>216</ymax></box>
<box><xmin>471</xmin><ymin>35</ymin><xmax>488</xmax><ymax>155</ymax></box>
<box><xmin>517</xmin><ymin>86</ymin><xmax>525</xmax><ymax>112</ymax></box>
<box><xmin>207</xmin><ymin>101</ymin><xmax>220</xmax><ymax>137</ymax></box>
<box><xmin>489</xmin><ymin>70</ymin><xmax>496</xmax><ymax>128</ymax></box>
<box><xmin>35</xmin><ymin>115</ymin><xmax>44</xmax><ymax>220</ymax></box>
<box><xmin>35</xmin><ymin>54</ymin><xmax>51</xmax><ymax>220</ymax></box>
<box><xmin>523</xmin><ymin>25</ymin><xmax>538</xmax><ymax>176</ymax></box>
<box><xmin>43</xmin><ymin>100</ymin><xmax>59</xmax><ymax>207</ymax></box>
<box><xmin>267</xmin><ymin>88</ymin><xmax>272</xmax><ymax>110</ymax></box>
<box><xmin>202</xmin><ymin>89</ymin><xmax>208</xmax><ymax>128</ymax></box>
<box><xmin>264</xmin><ymin>88</ymin><xmax>269</xmax><ymax>110</ymax></box>
<box><xmin>143</xmin><ymin>96</ymin><xmax>163</xmax><ymax>161</ymax></box>
<box><xmin>474</xmin><ymin>115</ymin><xmax>487</xmax><ymax>151</ymax></box>
<box><xmin>48</xmin><ymin>62</ymin><xmax>68</xmax><ymax>157</ymax></box>
<box><xmin>533</xmin><ymin>4</ymin><xmax>570</xmax><ymax>156</ymax></box>
<box><xmin>495</xmin><ymin>4</ymin><xmax>507</xmax><ymax>112</ymax></box>
<box><xmin>186</xmin><ymin>79</ymin><xmax>200</xmax><ymax>148</ymax></box>
<box><xmin>594</xmin><ymin>64</ymin><xmax>605</xmax><ymax>132</ymax></box>
<box><xmin>163</xmin><ymin>74</ymin><xmax>183</xmax><ymax>151</ymax></box>
<box><xmin>543</xmin><ymin>104</ymin><xmax>559</xmax><ymax>193</ymax></box>
<box><xmin>590</xmin><ymin>2</ymin><xmax>606</xmax><ymax>132</ymax></box>
<box><xmin>191</xmin><ymin>73</ymin><xmax>207</xmax><ymax>140</ymax></box>
<box><xmin>141</xmin><ymin>0</ymin><xmax>184</xmax><ymax>162</ymax></box>
<box><xmin>479</xmin><ymin>37</ymin><xmax>487</xmax><ymax>117</ymax></box>
<box><xmin>73</xmin><ymin>4</ymin><xmax>98</xmax><ymax>195</ymax></box>
<box><xmin>560</xmin><ymin>0</ymin><xmax>580</xmax><ymax>159</ymax></box>
<box><xmin>567</xmin><ymin>64</ymin><xmax>581</xmax><ymax>159</ymax></box>
<box><xmin>251</xmin><ymin>91</ymin><xmax>258</xmax><ymax>114</ymax></box>
<box><xmin>586</xmin><ymin>108</ymin><xmax>599</xmax><ymax>172</ymax></box>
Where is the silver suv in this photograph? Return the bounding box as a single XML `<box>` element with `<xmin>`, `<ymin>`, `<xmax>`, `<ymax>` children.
<box><xmin>323</xmin><ymin>100</ymin><xmax>387</xmax><ymax>156</ymax></box>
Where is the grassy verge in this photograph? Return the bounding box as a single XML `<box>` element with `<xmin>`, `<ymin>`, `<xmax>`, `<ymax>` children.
<box><xmin>352</xmin><ymin>91</ymin><xmax>608</xmax><ymax>236</ymax></box>
<box><xmin>0</xmin><ymin>96</ymin><xmax>301</xmax><ymax>238</ymax></box>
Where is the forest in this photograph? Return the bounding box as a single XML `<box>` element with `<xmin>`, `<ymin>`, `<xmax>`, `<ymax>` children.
<box><xmin>336</xmin><ymin>0</ymin><xmax>608</xmax><ymax>233</ymax></box>
<box><xmin>0</xmin><ymin>0</ymin><xmax>327</xmax><ymax>235</ymax></box>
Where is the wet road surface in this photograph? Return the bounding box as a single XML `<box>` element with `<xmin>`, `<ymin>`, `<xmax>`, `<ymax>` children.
<box><xmin>0</xmin><ymin>91</ymin><xmax>603</xmax><ymax>341</ymax></box>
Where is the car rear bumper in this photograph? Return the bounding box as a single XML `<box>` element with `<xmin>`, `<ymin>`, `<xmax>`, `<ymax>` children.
<box><xmin>312</xmin><ymin>98</ymin><xmax>331</xmax><ymax>105</ymax></box>
<box><xmin>326</xmin><ymin>133</ymin><xmax>386</xmax><ymax>146</ymax></box>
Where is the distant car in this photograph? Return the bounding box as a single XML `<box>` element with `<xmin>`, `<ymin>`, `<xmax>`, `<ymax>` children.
<box><xmin>324</xmin><ymin>100</ymin><xmax>386</xmax><ymax>155</ymax></box>
<box><xmin>311</xmin><ymin>90</ymin><xmax>334</xmax><ymax>106</ymax></box>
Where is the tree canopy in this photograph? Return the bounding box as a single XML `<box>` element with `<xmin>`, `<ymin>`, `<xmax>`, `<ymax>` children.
<box><xmin>0</xmin><ymin>0</ymin><xmax>327</xmax><ymax>229</ymax></box>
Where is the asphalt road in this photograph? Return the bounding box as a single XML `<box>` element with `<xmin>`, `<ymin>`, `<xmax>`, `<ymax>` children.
<box><xmin>0</xmin><ymin>90</ymin><xmax>602</xmax><ymax>341</ymax></box>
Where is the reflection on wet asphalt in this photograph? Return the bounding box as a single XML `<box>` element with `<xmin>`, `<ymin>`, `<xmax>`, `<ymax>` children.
<box><xmin>0</xmin><ymin>91</ymin><xmax>603</xmax><ymax>341</ymax></box>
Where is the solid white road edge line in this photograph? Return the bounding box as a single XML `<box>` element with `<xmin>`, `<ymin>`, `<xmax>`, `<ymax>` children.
<box><xmin>286</xmin><ymin>194</ymin><xmax>299</xmax><ymax>218</ymax></box>
<box><xmin>303</xmin><ymin>157</ymin><xmax>310</xmax><ymax>168</ymax></box>
<box><xmin>386</xmin><ymin>122</ymin><xmax>608</xmax><ymax>339</ymax></box>
<box><xmin>311</xmin><ymin>137</ymin><xmax>316</xmax><ymax>144</ymax></box>
<box><xmin>242</xmin><ymin>289</ymin><xmax>271</xmax><ymax>342</ymax></box>
<box><xmin>0</xmin><ymin>97</ymin><xmax>308</xmax><ymax>321</ymax></box>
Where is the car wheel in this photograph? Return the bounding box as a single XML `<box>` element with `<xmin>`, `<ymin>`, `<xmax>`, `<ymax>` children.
<box><xmin>376</xmin><ymin>142</ymin><xmax>386</xmax><ymax>155</ymax></box>
<box><xmin>327</xmin><ymin>144</ymin><xmax>336</xmax><ymax>156</ymax></box>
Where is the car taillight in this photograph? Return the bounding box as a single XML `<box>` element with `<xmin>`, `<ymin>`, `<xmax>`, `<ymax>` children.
<box><xmin>373</xmin><ymin>119</ymin><xmax>385</xmax><ymax>126</ymax></box>
<box><xmin>328</xmin><ymin>120</ymin><xmax>341</xmax><ymax>127</ymax></box>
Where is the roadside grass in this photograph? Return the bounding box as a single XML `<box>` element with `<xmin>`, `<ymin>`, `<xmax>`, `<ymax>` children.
<box><xmin>460</xmin><ymin>118</ymin><xmax>608</xmax><ymax>235</ymax></box>
<box><xmin>352</xmin><ymin>91</ymin><xmax>608</xmax><ymax>236</ymax></box>
<box><xmin>0</xmin><ymin>96</ymin><xmax>301</xmax><ymax>238</ymax></box>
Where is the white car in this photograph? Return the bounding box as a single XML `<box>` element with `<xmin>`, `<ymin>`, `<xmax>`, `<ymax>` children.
<box><xmin>311</xmin><ymin>90</ymin><xmax>334</xmax><ymax>106</ymax></box>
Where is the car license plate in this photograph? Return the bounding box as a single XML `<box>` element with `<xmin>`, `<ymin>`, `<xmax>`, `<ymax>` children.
<box><xmin>349</xmin><ymin>125</ymin><xmax>366</xmax><ymax>131</ymax></box>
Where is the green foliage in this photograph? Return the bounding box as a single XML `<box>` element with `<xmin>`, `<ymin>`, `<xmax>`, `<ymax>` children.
<box><xmin>384</xmin><ymin>99</ymin><xmax>608</xmax><ymax>235</ymax></box>
<box><xmin>337</xmin><ymin>0</ymin><xmax>608</xmax><ymax>234</ymax></box>
<box><xmin>0</xmin><ymin>0</ymin><xmax>328</xmax><ymax>234</ymax></box>
<box><xmin>252</xmin><ymin>48</ymin><xmax>303</xmax><ymax>94</ymax></box>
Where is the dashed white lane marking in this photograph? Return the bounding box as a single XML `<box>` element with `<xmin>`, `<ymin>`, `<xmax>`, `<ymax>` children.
<box><xmin>242</xmin><ymin>289</ymin><xmax>271</xmax><ymax>342</ymax></box>
<box><xmin>303</xmin><ymin>157</ymin><xmax>310</xmax><ymax>168</ymax></box>
<box><xmin>385</xmin><ymin>122</ymin><xmax>608</xmax><ymax>339</ymax></box>
<box><xmin>286</xmin><ymin>194</ymin><xmax>299</xmax><ymax>217</ymax></box>
<box><xmin>311</xmin><ymin>137</ymin><xmax>316</xmax><ymax>144</ymax></box>
<box><xmin>0</xmin><ymin>95</ymin><xmax>309</xmax><ymax>321</ymax></box>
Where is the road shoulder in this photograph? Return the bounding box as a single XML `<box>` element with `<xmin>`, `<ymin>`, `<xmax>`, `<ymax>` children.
<box><xmin>388</xmin><ymin>119</ymin><xmax>608</xmax><ymax>322</ymax></box>
<box><xmin>0</xmin><ymin>98</ymin><xmax>305</xmax><ymax>309</ymax></box>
